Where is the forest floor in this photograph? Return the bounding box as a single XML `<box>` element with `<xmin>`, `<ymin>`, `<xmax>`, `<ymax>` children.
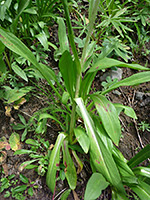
<box><xmin>0</xmin><ymin>24</ymin><xmax>150</xmax><ymax>200</ymax></box>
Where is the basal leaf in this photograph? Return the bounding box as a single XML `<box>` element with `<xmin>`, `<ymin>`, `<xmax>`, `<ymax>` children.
<box><xmin>84</xmin><ymin>173</ymin><xmax>109</xmax><ymax>200</ymax></box>
<box><xmin>75</xmin><ymin>98</ymin><xmax>125</xmax><ymax>194</ymax></box>
<box><xmin>46</xmin><ymin>133</ymin><xmax>66</xmax><ymax>193</ymax></box>
<box><xmin>89</xmin><ymin>57</ymin><xmax>150</xmax><ymax>73</ymax></box>
<box><xmin>62</xmin><ymin>140</ymin><xmax>77</xmax><ymax>190</ymax></box>
<box><xmin>91</xmin><ymin>94</ymin><xmax>121</xmax><ymax>145</ymax></box>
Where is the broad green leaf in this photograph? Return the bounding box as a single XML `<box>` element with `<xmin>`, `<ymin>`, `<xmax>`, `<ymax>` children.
<box><xmin>36</xmin><ymin>32</ymin><xmax>48</xmax><ymax>50</ymax></box>
<box><xmin>102</xmin><ymin>71</ymin><xmax>150</xmax><ymax>95</ymax></box>
<box><xmin>62</xmin><ymin>140</ymin><xmax>77</xmax><ymax>190</ymax></box>
<box><xmin>75</xmin><ymin>98</ymin><xmax>125</xmax><ymax>194</ymax></box>
<box><xmin>114</xmin><ymin>103</ymin><xmax>137</xmax><ymax>119</ymax></box>
<box><xmin>130</xmin><ymin>180</ymin><xmax>150</xmax><ymax>200</ymax></box>
<box><xmin>20</xmin><ymin>174</ymin><xmax>28</xmax><ymax>184</ymax></box>
<box><xmin>9</xmin><ymin>132</ymin><xmax>21</xmax><ymax>151</ymax></box>
<box><xmin>128</xmin><ymin>144</ymin><xmax>150</xmax><ymax>168</ymax></box>
<box><xmin>133</xmin><ymin>167</ymin><xmax>150</xmax><ymax>178</ymax></box>
<box><xmin>89</xmin><ymin>57</ymin><xmax>150</xmax><ymax>73</ymax></box>
<box><xmin>74</xmin><ymin>127</ymin><xmax>90</xmax><ymax>153</ymax></box>
<box><xmin>23</xmin><ymin>7</ymin><xmax>37</xmax><ymax>14</ymax></box>
<box><xmin>84</xmin><ymin>173</ymin><xmax>109</xmax><ymax>200</ymax></box>
<box><xmin>28</xmin><ymin>187</ymin><xmax>33</xmax><ymax>196</ymax></box>
<box><xmin>46</xmin><ymin>133</ymin><xmax>66</xmax><ymax>193</ymax></box>
<box><xmin>12</xmin><ymin>65</ymin><xmax>28</xmax><ymax>82</ymax></box>
<box><xmin>57</xmin><ymin>17</ymin><xmax>69</xmax><ymax>53</ymax></box>
<box><xmin>91</xmin><ymin>94</ymin><xmax>121</xmax><ymax>145</ymax></box>
<box><xmin>60</xmin><ymin>189</ymin><xmax>71</xmax><ymax>200</ymax></box>
<box><xmin>59</xmin><ymin>51</ymin><xmax>75</xmax><ymax>99</ymax></box>
<box><xmin>17</xmin><ymin>0</ymin><xmax>30</xmax><ymax>16</ymax></box>
<box><xmin>61</xmin><ymin>91</ymin><xmax>70</xmax><ymax>104</ymax></box>
<box><xmin>94</xmin><ymin>115</ymin><xmax>113</xmax><ymax>152</ymax></box>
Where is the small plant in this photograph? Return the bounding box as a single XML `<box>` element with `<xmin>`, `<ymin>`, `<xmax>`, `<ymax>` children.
<box><xmin>14</xmin><ymin>136</ymin><xmax>50</xmax><ymax>176</ymax></box>
<box><xmin>138</xmin><ymin>121</ymin><xmax>150</xmax><ymax>132</ymax></box>
<box><xmin>0</xmin><ymin>173</ymin><xmax>38</xmax><ymax>200</ymax></box>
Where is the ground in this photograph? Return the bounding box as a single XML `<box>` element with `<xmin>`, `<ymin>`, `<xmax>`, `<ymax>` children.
<box><xmin>0</xmin><ymin>65</ymin><xmax>150</xmax><ymax>199</ymax></box>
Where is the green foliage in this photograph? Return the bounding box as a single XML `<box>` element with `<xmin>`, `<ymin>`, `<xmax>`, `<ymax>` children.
<box><xmin>138</xmin><ymin>121</ymin><xmax>150</xmax><ymax>132</ymax></box>
<box><xmin>0</xmin><ymin>173</ymin><xmax>37</xmax><ymax>200</ymax></box>
<box><xmin>0</xmin><ymin>0</ymin><xmax>150</xmax><ymax>199</ymax></box>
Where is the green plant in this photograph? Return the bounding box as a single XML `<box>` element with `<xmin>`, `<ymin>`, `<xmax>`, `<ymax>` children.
<box><xmin>0</xmin><ymin>0</ymin><xmax>150</xmax><ymax>199</ymax></box>
<box><xmin>138</xmin><ymin>121</ymin><xmax>150</xmax><ymax>132</ymax></box>
<box><xmin>0</xmin><ymin>173</ymin><xmax>38</xmax><ymax>199</ymax></box>
<box><xmin>14</xmin><ymin>136</ymin><xmax>50</xmax><ymax>176</ymax></box>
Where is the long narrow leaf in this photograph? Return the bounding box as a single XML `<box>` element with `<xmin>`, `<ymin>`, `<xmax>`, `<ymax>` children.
<box><xmin>89</xmin><ymin>57</ymin><xmax>150</xmax><ymax>73</ymax></box>
<box><xmin>75</xmin><ymin>98</ymin><xmax>125</xmax><ymax>194</ymax></box>
<box><xmin>62</xmin><ymin>140</ymin><xmax>77</xmax><ymax>190</ymax></box>
<box><xmin>59</xmin><ymin>51</ymin><xmax>75</xmax><ymax>99</ymax></box>
<box><xmin>102</xmin><ymin>71</ymin><xmax>150</xmax><ymax>95</ymax></box>
<box><xmin>130</xmin><ymin>180</ymin><xmax>150</xmax><ymax>200</ymax></box>
<box><xmin>91</xmin><ymin>94</ymin><xmax>121</xmax><ymax>145</ymax></box>
<box><xmin>128</xmin><ymin>144</ymin><xmax>150</xmax><ymax>168</ymax></box>
<box><xmin>46</xmin><ymin>133</ymin><xmax>66</xmax><ymax>193</ymax></box>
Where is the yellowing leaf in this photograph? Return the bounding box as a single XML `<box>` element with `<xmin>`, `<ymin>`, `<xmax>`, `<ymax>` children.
<box><xmin>5</xmin><ymin>106</ymin><xmax>12</xmax><ymax>117</ymax></box>
<box><xmin>9</xmin><ymin>132</ymin><xmax>21</xmax><ymax>151</ymax></box>
<box><xmin>14</xmin><ymin>97</ymin><xmax>26</xmax><ymax>110</ymax></box>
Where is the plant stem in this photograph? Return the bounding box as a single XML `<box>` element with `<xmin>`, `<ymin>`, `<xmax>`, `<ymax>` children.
<box><xmin>80</xmin><ymin>0</ymin><xmax>100</xmax><ymax>69</ymax></box>
<box><xmin>62</xmin><ymin>0</ymin><xmax>82</xmax><ymax>142</ymax></box>
<box><xmin>62</xmin><ymin>0</ymin><xmax>99</xmax><ymax>142</ymax></box>
<box><xmin>4</xmin><ymin>51</ymin><xmax>12</xmax><ymax>72</ymax></box>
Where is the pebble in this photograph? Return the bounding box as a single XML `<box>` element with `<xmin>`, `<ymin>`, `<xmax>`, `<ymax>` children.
<box><xmin>100</xmin><ymin>68</ymin><xmax>123</xmax><ymax>81</ymax></box>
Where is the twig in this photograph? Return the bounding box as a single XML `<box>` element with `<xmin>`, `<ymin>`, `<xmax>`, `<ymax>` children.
<box><xmin>133</xmin><ymin>118</ymin><xmax>144</xmax><ymax>149</ymax></box>
<box><xmin>54</xmin><ymin>188</ymin><xmax>67</xmax><ymax>200</ymax></box>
